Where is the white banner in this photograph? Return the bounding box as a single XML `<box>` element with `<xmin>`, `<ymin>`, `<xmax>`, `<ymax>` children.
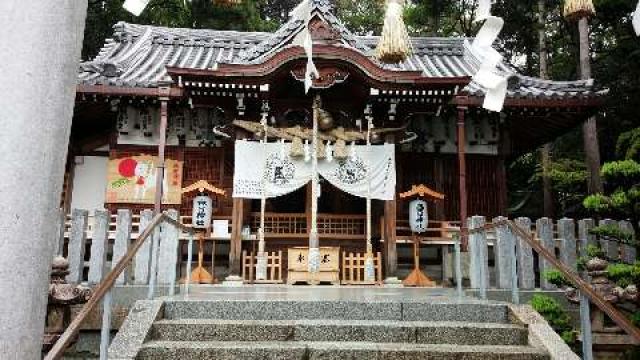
<box><xmin>233</xmin><ymin>140</ymin><xmax>396</xmax><ymax>201</ymax></box>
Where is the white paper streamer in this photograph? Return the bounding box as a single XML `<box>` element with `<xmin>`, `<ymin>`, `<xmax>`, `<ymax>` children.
<box><xmin>476</xmin><ymin>0</ymin><xmax>492</xmax><ymax>21</ymax></box>
<box><xmin>304</xmin><ymin>31</ymin><xmax>320</xmax><ymax>93</ymax></box>
<box><xmin>123</xmin><ymin>0</ymin><xmax>150</xmax><ymax>16</ymax></box>
<box><xmin>634</xmin><ymin>1</ymin><xmax>640</xmax><ymax>36</ymax></box>
<box><xmin>292</xmin><ymin>0</ymin><xmax>319</xmax><ymax>93</ymax></box>
<box><xmin>469</xmin><ymin>10</ymin><xmax>509</xmax><ymax>112</ymax></box>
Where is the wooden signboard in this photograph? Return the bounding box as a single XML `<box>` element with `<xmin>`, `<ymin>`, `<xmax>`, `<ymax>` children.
<box><xmin>287</xmin><ymin>247</ymin><xmax>340</xmax><ymax>285</ymax></box>
<box><xmin>106</xmin><ymin>155</ymin><xmax>183</xmax><ymax>204</ymax></box>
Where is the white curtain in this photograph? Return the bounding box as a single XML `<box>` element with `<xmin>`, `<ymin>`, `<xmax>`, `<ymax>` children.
<box><xmin>233</xmin><ymin>140</ymin><xmax>396</xmax><ymax>201</ymax></box>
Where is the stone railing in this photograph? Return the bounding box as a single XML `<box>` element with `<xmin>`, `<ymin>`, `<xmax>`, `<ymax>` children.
<box><xmin>465</xmin><ymin>216</ymin><xmax>637</xmax><ymax>292</ymax></box>
<box><xmin>57</xmin><ymin>209</ymin><xmax>182</xmax><ymax>287</ymax></box>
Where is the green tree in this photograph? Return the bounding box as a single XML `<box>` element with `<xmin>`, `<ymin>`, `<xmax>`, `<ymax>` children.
<box><xmin>584</xmin><ymin>128</ymin><xmax>640</xmax><ymax>234</ymax></box>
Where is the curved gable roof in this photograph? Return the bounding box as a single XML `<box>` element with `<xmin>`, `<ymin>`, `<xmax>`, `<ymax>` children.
<box><xmin>78</xmin><ymin>5</ymin><xmax>602</xmax><ymax>103</ymax></box>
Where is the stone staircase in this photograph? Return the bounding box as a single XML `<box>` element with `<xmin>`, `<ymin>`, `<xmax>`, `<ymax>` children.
<box><xmin>109</xmin><ymin>295</ymin><xmax>571</xmax><ymax>360</ymax></box>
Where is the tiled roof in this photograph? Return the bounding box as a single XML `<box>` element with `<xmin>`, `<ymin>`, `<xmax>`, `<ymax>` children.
<box><xmin>78</xmin><ymin>3</ymin><xmax>601</xmax><ymax>102</ymax></box>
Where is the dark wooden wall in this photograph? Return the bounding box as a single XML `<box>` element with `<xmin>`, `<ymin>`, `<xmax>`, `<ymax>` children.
<box><xmin>397</xmin><ymin>152</ymin><xmax>507</xmax><ymax>221</ymax></box>
<box><xmin>104</xmin><ymin>145</ymin><xmax>506</xmax><ymax>222</ymax></box>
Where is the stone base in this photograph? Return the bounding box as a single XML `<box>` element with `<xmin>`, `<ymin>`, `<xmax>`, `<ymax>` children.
<box><xmin>222</xmin><ymin>275</ymin><xmax>244</xmax><ymax>287</ymax></box>
<box><xmin>383</xmin><ymin>277</ymin><xmax>404</xmax><ymax>288</ymax></box>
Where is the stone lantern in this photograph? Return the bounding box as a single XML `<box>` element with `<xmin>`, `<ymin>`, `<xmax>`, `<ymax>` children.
<box><xmin>42</xmin><ymin>256</ymin><xmax>92</xmax><ymax>353</ymax></box>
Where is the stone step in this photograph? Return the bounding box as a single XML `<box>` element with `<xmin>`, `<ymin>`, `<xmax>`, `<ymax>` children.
<box><xmin>137</xmin><ymin>341</ymin><xmax>550</xmax><ymax>360</ymax></box>
<box><xmin>151</xmin><ymin>319</ymin><xmax>528</xmax><ymax>346</ymax></box>
<box><xmin>162</xmin><ymin>300</ymin><xmax>510</xmax><ymax>323</ymax></box>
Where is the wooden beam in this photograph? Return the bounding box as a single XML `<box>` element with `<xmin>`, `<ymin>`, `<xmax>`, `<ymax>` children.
<box><xmin>76</xmin><ymin>84</ymin><xmax>184</xmax><ymax>98</ymax></box>
<box><xmin>453</xmin><ymin>95</ymin><xmax>603</xmax><ymax>108</ymax></box>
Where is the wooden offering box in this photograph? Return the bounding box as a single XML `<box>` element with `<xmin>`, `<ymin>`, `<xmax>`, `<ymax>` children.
<box><xmin>287</xmin><ymin>247</ymin><xmax>340</xmax><ymax>285</ymax></box>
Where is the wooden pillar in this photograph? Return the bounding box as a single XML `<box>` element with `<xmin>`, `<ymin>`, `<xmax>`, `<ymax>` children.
<box><xmin>497</xmin><ymin>157</ymin><xmax>508</xmax><ymax>216</ymax></box>
<box><xmin>306</xmin><ymin>183</ymin><xmax>312</xmax><ymax>235</ymax></box>
<box><xmin>229</xmin><ymin>197</ymin><xmax>245</xmax><ymax>276</ymax></box>
<box><xmin>384</xmin><ymin>198</ymin><xmax>398</xmax><ymax>278</ymax></box>
<box><xmin>433</xmin><ymin>157</ymin><xmax>445</xmax><ymax>220</ymax></box>
<box><xmin>155</xmin><ymin>85</ymin><xmax>170</xmax><ymax>215</ymax></box>
<box><xmin>457</xmin><ymin>106</ymin><xmax>468</xmax><ymax>248</ymax></box>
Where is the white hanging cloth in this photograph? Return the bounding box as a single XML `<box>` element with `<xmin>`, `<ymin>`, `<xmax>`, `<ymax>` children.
<box><xmin>233</xmin><ymin>140</ymin><xmax>396</xmax><ymax>201</ymax></box>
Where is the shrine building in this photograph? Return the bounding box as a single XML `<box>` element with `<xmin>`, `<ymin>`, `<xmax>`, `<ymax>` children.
<box><xmin>67</xmin><ymin>0</ymin><xmax>603</xmax><ymax>284</ymax></box>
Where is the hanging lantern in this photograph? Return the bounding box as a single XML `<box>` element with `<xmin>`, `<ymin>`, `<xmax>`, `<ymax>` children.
<box><xmin>409</xmin><ymin>199</ymin><xmax>428</xmax><ymax>234</ymax></box>
<box><xmin>192</xmin><ymin>194</ymin><xmax>213</xmax><ymax>229</ymax></box>
<box><xmin>290</xmin><ymin>137</ymin><xmax>305</xmax><ymax>158</ymax></box>
<box><xmin>563</xmin><ymin>0</ymin><xmax>595</xmax><ymax>21</ymax></box>
<box><xmin>376</xmin><ymin>0</ymin><xmax>412</xmax><ymax>64</ymax></box>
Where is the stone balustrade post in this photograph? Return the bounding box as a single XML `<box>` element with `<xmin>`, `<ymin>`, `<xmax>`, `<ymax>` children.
<box><xmin>515</xmin><ymin>217</ymin><xmax>535</xmax><ymax>289</ymax></box>
<box><xmin>468</xmin><ymin>216</ymin><xmax>488</xmax><ymax>296</ymax></box>
<box><xmin>134</xmin><ymin>210</ymin><xmax>154</xmax><ymax>284</ymax></box>
<box><xmin>558</xmin><ymin>218</ymin><xmax>577</xmax><ymax>270</ymax></box>
<box><xmin>599</xmin><ymin>219</ymin><xmax>620</xmax><ymax>261</ymax></box>
<box><xmin>88</xmin><ymin>210</ymin><xmax>110</xmax><ymax>284</ymax></box>
<box><xmin>67</xmin><ymin>209</ymin><xmax>89</xmax><ymax>284</ymax></box>
<box><xmin>157</xmin><ymin>209</ymin><xmax>180</xmax><ymax>287</ymax></box>
<box><xmin>578</xmin><ymin>219</ymin><xmax>596</xmax><ymax>257</ymax></box>
<box><xmin>536</xmin><ymin>218</ymin><xmax>556</xmax><ymax>290</ymax></box>
<box><xmin>112</xmin><ymin>210</ymin><xmax>133</xmax><ymax>285</ymax></box>
<box><xmin>494</xmin><ymin>216</ymin><xmax>514</xmax><ymax>289</ymax></box>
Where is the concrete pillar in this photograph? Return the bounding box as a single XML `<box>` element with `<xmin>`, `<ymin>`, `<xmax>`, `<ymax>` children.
<box><xmin>578</xmin><ymin>218</ymin><xmax>596</xmax><ymax>257</ymax></box>
<box><xmin>515</xmin><ymin>217</ymin><xmax>535</xmax><ymax>289</ymax></box>
<box><xmin>536</xmin><ymin>218</ymin><xmax>556</xmax><ymax>289</ymax></box>
<box><xmin>134</xmin><ymin>209</ymin><xmax>154</xmax><ymax>284</ymax></box>
<box><xmin>112</xmin><ymin>209</ymin><xmax>133</xmax><ymax>285</ymax></box>
<box><xmin>67</xmin><ymin>209</ymin><xmax>89</xmax><ymax>284</ymax></box>
<box><xmin>619</xmin><ymin>221</ymin><xmax>636</xmax><ymax>264</ymax></box>
<box><xmin>157</xmin><ymin>209</ymin><xmax>180</xmax><ymax>285</ymax></box>
<box><xmin>0</xmin><ymin>1</ymin><xmax>87</xmax><ymax>358</ymax></box>
<box><xmin>599</xmin><ymin>219</ymin><xmax>620</xmax><ymax>261</ymax></box>
<box><xmin>558</xmin><ymin>218</ymin><xmax>577</xmax><ymax>270</ymax></box>
<box><xmin>468</xmin><ymin>216</ymin><xmax>488</xmax><ymax>290</ymax></box>
<box><xmin>494</xmin><ymin>216</ymin><xmax>514</xmax><ymax>289</ymax></box>
<box><xmin>88</xmin><ymin>210</ymin><xmax>110</xmax><ymax>284</ymax></box>
<box><xmin>52</xmin><ymin>208</ymin><xmax>66</xmax><ymax>257</ymax></box>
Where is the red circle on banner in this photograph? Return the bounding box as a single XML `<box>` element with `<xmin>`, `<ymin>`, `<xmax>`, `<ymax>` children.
<box><xmin>118</xmin><ymin>158</ymin><xmax>137</xmax><ymax>178</ymax></box>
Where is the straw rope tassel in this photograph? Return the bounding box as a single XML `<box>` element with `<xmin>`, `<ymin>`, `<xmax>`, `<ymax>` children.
<box><xmin>563</xmin><ymin>0</ymin><xmax>595</xmax><ymax>21</ymax></box>
<box><xmin>376</xmin><ymin>0</ymin><xmax>412</xmax><ymax>64</ymax></box>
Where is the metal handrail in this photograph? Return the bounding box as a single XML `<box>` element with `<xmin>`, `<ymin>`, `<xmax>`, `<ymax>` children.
<box><xmin>469</xmin><ymin>219</ymin><xmax>640</xmax><ymax>343</ymax></box>
<box><xmin>45</xmin><ymin>212</ymin><xmax>196</xmax><ymax>360</ymax></box>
